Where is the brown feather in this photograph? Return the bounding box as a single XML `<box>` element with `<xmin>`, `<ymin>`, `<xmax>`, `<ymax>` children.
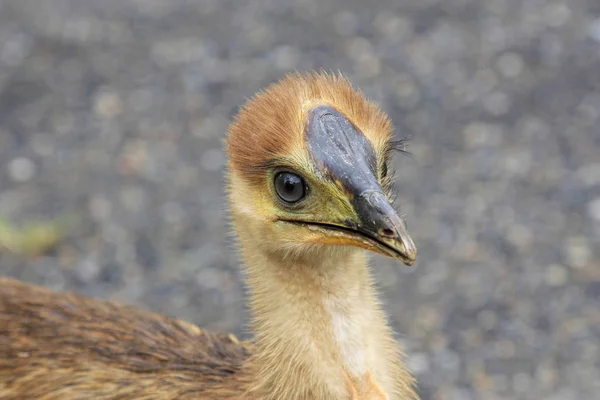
<box><xmin>0</xmin><ymin>277</ymin><xmax>251</xmax><ymax>399</ymax></box>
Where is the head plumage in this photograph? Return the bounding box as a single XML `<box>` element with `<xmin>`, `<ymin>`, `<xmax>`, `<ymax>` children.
<box><xmin>226</xmin><ymin>72</ymin><xmax>397</xmax><ymax>186</ymax></box>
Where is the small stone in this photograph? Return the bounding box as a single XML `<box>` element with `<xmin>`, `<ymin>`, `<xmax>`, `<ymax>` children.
<box><xmin>588</xmin><ymin>197</ymin><xmax>600</xmax><ymax>222</ymax></box>
<box><xmin>118</xmin><ymin>139</ymin><xmax>148</xmax><ymax>175</ymax></box>
<box><xmin>76</xmin><ymin>257</ymin><xmax>101</xmax><ymax>283</ymax></box>
<box><xmin>576</xmin><ymin>100</ymin><xmax>599</xmax><ymax>126</ymax></box>
<box><xmin>1</xmin><ymin>33</ymin><xmax>32</xmax><ymax>66</ymax></box>
<box><xmin>31</xmin><ymin>134</ymin><xmax>55</xmax><ymax>157</ymax></box>
<box><xmin>196</xmin><ymin>267</ymin><xmax>222</xmax><ymax>289</ymax></box>
<box><xmin>543</xmin><ymin>4</ymin><xmax>571</xmax><ymax>27</ymax></box>
<box><xmin>588</xmin><ymin>18</ymin><xmax>600</xmax><ymax>42</ymax></box>
<box><xmin>545</xmin><ymin>264</ymin><xmax>568</xmax><ymax>286</ymax></box>
<box><xmin>162</xmin><ymin>202</ymin><xmax>185</xmax><ymax>224</ymax></box>
<box><xmin>518</xmin><ymin>116</ymin><xmax>550</xmax><ymax>140</ymax></box>
<box><xmin>491</xmin><ymin>374</ymin><xmax>510</xmax><ymax>392</ymax></box>
<box><xmin>128</xmin><ymin>89</ymin><xmax>154</xmax><ymax>113</ymax></box>
<box><xmin>8</xmin><ymin>157</ymin><xmax>36</xmax><ymax>182</ymax></box>
<box><xmin>89</xmin><ymin>197</ymin><xmax>112</xmax><ymax>221</ymax></box>
<box><xmin>192</xmin><ymin>116</ymin><xmax>228</xmax><ymax>139</ymax></box>
<box><xmin>120</xmin><ymin>186</ymin><xmax>146</xmax><ymax>211</ymax></box>
<box><xmin>462</xmin><ymin>122</ymin><xmax>503</xmax><ymax>148</ymax></box>
<box><xmin>437</xmin><ymin>349</ymin><xmax>460</xmax><ymax>370</ymax></box>
<box><xmin>151</xmin><ymin>38</ymin><xmax>206</xmax><ymax>65</ymax></box>
<box><xmin>513</xmin><ymin>372</ymin><xmax>532</xmax><ymax>394</ymax></box>
<box><xmin>246</xmin><ymin>25</ymin><xmax>271</xmax><ymax>48</ymax></box>
<box><xmin>484</xmin><ymin>92</ymin><xmax>511</xmax><ymax>116</ymax></box>
<box><xmin>356</xmin><ymin>56</ymin><xmax>381</xmax><ymax>78</ymax></box>
<box><xmin>271</xmin><ymin>45</ymin><xmax>299</xmax><ymax>70</ymax></box>
<box><xmin>374</xmin><ymin>14</ymin><xmax>412</xmax><ymax>39</ymax></box>
<box><xmin>375</xmin><ymin>261</ymin><xmax>398</xmax><ymax>288</ymax></box>
<box><xmin>564</xmin><ymin>236</ymin><xmax>592</xmax><ymax>269</ymax></box>
<box><xmin>577</xmin><ymin>163</ymin><xmax>600</xmax><ymax>187</ymax></box>
<box><xmin>201</xmin><ymin>149</ymin><xmax>225</xmax><ymax>171</ymax></box>
<box><xmin>333</xmin><ymin>11</ymin><xmax>359</xmax><ymax>36</ymax></box>
<box><xmin>415</xmin><ymin>306</ymin><xmax>442</xmax><ymax>330</ymax></box>
<box><xmin>407</xmin><ymin>352</ymin><xmax>430</xmax><ymax>374</ymax></box>
<box><xmin>347</xmin><ymin>37</ymin><xmax>374</xmax><ymax>61</ymax></box>
<box><xmin>394</xmin><ymin>74</ymin><xmax>421</xmax><ymax>108</ymax></box>
<box><xmin>496</xmin><ymin>52</ymin><xmax>524</xmax><ymax>78</ymax></box>
<box><xmin>495</xmin><ymin>339</ymin><xmax>516</xmax><ymax>358</ymax></box>
<box><xmin>506</xmin><ymin>224</ymin><xmax>533</xmax><ymax>250</ymax></box>
<box><xmin>136</xmin><ymin>233</ymin><xmax>159</xmax><ymax>271</ymax></box>
<box><xmin>537</xmin><ymin>363</ymin><xmax>558</xmax><ymax>388</ymax></box>
<box><xmin>473</xmin><ymin>68</ymin><xmax>498</xmax><ymax>94</ymax></box>
<box><xmin>94</xmin><ymin>89</ymin><xmax>123</xmax><ymax>118</ymax></box>
<box><xmin>477</xmin><ymin>310</ymin><xmax>498</xmax><ymax>330</ymax></box>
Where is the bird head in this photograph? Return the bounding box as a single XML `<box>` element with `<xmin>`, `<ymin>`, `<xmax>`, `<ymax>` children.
<box><xmin>226</xmin><ymin>72</ymin><xmax>416</xmax><ymax>266</ymax></box>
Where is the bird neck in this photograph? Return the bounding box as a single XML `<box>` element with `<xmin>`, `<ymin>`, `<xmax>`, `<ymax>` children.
<box><xmin>235</xmin><ymin>227</ymin><xmax>416</xmax><ymax>399</ymax></box>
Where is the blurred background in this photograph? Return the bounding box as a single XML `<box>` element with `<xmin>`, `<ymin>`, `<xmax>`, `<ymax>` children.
<box><xmin>0</xmin><ymin>0</ymin><xmax>598</xmax><ymax>399</ymax></box>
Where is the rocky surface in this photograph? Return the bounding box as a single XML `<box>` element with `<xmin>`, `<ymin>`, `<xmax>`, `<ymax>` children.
<box><xmin>0</xmin><ymin>1</ymin><xmax>599</xmax><ymax>398</ymax></box>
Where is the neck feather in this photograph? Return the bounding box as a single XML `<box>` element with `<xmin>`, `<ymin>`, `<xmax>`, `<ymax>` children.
<box><xmin>234</xmin><ymin>221</ymin><xmax>417</xmax><ymax>400</ymax></box>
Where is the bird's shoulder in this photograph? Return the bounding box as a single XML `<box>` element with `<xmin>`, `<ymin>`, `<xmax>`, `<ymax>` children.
<box><xmin>0</xmin><ymin>277</ymin><xmax>252</xmax><ymax>399</ymax></box>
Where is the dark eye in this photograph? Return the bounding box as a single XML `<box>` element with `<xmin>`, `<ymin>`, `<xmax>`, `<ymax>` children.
<box><xmin>274</xmin><ymin>172</ymin><xmax>306</xmax><ymax>203</ymax></box>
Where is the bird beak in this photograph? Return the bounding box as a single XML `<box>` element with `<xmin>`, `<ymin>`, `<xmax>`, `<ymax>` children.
<box><xmin>350</xmin><ymin>190</ymin><xmax>417</xmax><ymax>266</ymax></box>
<box><xmin>302</xmin><ymin>105</ymin><xmax>417</xmax><ymax>266</ymax></box>
<box><xmin>296</xmin><ymin>193</ymin><xmax>417</xmax><ymax>266</ymax></box>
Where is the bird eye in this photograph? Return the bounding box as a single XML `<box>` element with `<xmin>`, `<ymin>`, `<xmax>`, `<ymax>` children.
<box><xmin>274</xmin><ymin>172</ymin><xmax>306</xmax><ymax>204</ymax></box>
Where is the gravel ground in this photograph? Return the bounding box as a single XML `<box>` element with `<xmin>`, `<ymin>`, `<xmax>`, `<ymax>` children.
<box><xmin>1</xmin><ymin>1</ymin><xmax>599</xmax><ymax>399</ymax></box>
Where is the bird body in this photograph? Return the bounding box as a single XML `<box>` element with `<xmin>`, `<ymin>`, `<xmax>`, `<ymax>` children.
<box><xmin>0</xmin><ymin>277</ymin><xmax>251</xmax><ymax>399</ymax></box>
<box><xmin>0</xmin><ymin>72</ymin><xmax>419</xmax><ymax>399</ymax></box>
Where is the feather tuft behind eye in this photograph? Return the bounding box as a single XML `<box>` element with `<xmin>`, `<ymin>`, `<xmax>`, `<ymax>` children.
<box><xmin>385</xmin><ymin>136</ymin><xmax>413</xmax><ymax>160</ymax></box>
<box><xmin>379</xmin><ymin>136</ymin><xmax>413</xmax><ymax>196</ymax></box>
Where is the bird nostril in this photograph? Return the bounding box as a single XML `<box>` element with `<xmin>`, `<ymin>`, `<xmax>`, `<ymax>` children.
<box><xmin>380</xmin><ymin>228</ymin><xmax>395</xmax><ymax>237</ymax></box>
